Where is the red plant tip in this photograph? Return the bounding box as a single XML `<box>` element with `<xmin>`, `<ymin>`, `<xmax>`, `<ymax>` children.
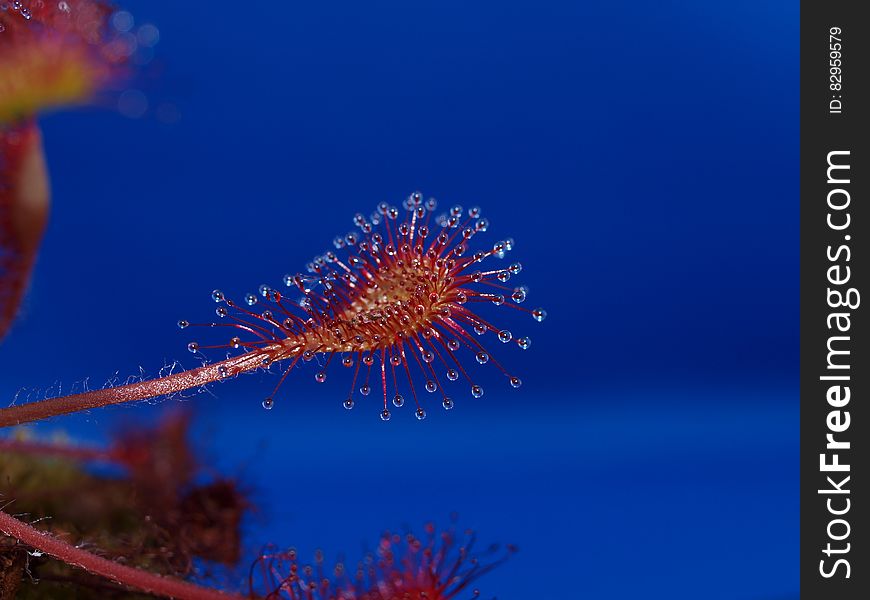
<box><xmin>0</xmin><ymin>1</ymin><xmax>155</xmax><ymax>123</ymax></box>
<box><xmin>253</xmin><ymin>522</ymin><xmax>516</xmax><ymax>600</ymax></box>
<box><xmin>182</xmin><ymin>192</ymin><xmax>546</xmax><ymax>418</ymax></box>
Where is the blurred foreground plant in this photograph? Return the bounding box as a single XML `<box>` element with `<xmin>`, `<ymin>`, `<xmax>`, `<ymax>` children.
<box><xmin>0</xmin><ymin>411</ymin><xmax>248</xmax><ymax>598</ymax></box>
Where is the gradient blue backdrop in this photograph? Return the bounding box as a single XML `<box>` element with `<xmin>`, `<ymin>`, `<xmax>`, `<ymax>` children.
<box><xmin>1</xmin><ymin>1</ymin><xmax>798</xmax><ymax>598</ymax></box>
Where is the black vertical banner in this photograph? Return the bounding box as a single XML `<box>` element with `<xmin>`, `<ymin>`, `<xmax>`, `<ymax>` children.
<box><xmin>801</xmin><ymin>1</ymin><xmax>869</xmax><ymax>598</ymax></box>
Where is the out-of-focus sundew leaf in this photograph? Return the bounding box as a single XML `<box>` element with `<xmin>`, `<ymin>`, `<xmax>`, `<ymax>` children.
<box><xmin>0</xmin><ymin>0</ymin><xmax>146</xmax><ymax>340</ymax></box>
<box><xmin>0</xmin><ymin>1</ymin><xmax>122</xmax><ymax>124</ymax></box>
<box><xmin>0</xmin><ymin>122</ymin><xmax>48</xmax><ymax>341</ymax></box>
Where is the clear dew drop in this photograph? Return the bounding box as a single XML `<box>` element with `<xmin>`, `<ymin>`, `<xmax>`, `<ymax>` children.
<box><xmin>510</xmin><ymin>376</ymin><xmax>522</xmax><ymax>388</ymax></box>
<box><xmin>442</xmin><ymin>398</ymin><xmax>454</xmax><ymax>410</ymax></box>
<box><xmin>230</xmin><ymin>336</ymin><xmax>242</xmax><ymax>349</ymax></box>
<box><xmin>446</xmin><ymin>368</ymin><xmax>459</xmax><ymax>381</ymax></box>
<box><xmin>218</xmin><ymin>366</ymin><xmax>228</xmax><ymax>378</ymax></box>
<box><xmin>456</xmin><ymin>291</ymin><xmax>468</xmax><ymax>304</ymax></box>
<box><xmin>471</xmin><ymin>385</ymin><xmax>484</xmax><ymax>398</ymax></box>
<box><xmin>303</xmin><ymin>350</ymin><xmax>315</xmax><ymax>362</ymax></box>
<box><xmin>343</xmin><ymin>398</ymin><xmax>354</xmax><ymax>410</ymax></box>
<box><xmin>447</xmin><ymin>340</ymin><xmax>460</xmax><ymax>351</ymax></box>
<box><xmin>187</xmin><ymin>342</ymin><xmax>199</xmax><ymax>353</ymax></box>
<box><xmin>380</xmin><ymin>409</ymin><xmax>392</xmax><ymax>421</ymax></box>
<box><xmin>491</xmin><ymin>295</ymin><xmax>505</xmax><ymax>306</ymax></box>
<box><xmin>473</xmin><ymin>324</ymin><xmax>487</xmax><ymax>336</ymax></box>
<box><xmin>415</xmin><ymin>408</ymin><xmax>427</xmax><ymax>420</ymax></box>
<box><xmin>262</xmin><ymin>397</ymin><xmax>274</xmax><ymax>410</ymax></box>
<box><xmin>315</xmin><ymin>371</ymin><xmax>327</xmax><ymax>383</ymax></box>
<box><xmin>425</xmin><ymin>380</ymin><xmax>437</xmax><ymax>393</ymax></box>
<box><xmin>508</xmin><ymin>262</ymin><xmax>522</xmax><ymax>274</ymax></box>
<box><xmin>392</xmin><ymin>394</ymin><xmax>404</xmax><ymax>408</ymax></box>
<box><xmin>211</xmin><ymin>289</ymin><xmax>225</xmax><ymax>303</ymax></box>
<box><xmin>476</xmin><ymin>352</ymin><xmax>489</xmax><ymax>364</ymax></box>
<box><xmin>497</xmin><ymin>271</ymin><xmax>511</xmax><ymax>283</ymax></box>
<box><xmin>498</xmin><ymin>330</ymin><xmax>513</xmax><ymax>343</ymax></box>
<box><xmin>532</xmin><ymin>308</ymin><xmax>547</xmax><ymax>322</ymax></box>
<box><xmin>177</xmin><ymin>319</ymin><xmax>189</xmax><ymax>329</ymax></box>
<box><xmin>390</xmin><ymin>355</ymin><xmax>401</xmax><ymax>367</ymax></box>
<box><xmin>216</xmin><ymin>307</ymin><xmax>228</xmax><ymax>318</ymax></box>
<box><xmin>342</xmin><ymin>356</ymin><xmax>353</xmax><ymax>367</ymax></box>
<box><xmin>245</xmin><ymin>293</ymin><xmax>258</xmax><ymax>306</ymax></box>
<box><xmin>511</xmin><ymin>288</ymin><xmax>527</xmax><ymax>303</ymax></box>
<box><xmin>422</xmin><ymin>351</ymin><xmax>434</xmax><ymax>363</ymax></box>
<box><xmin>360</xmin><ymin>384</ymin><xmax>371</xmax><ymax>396</ymax></box>
<box><xmin>517</xmin><ymin>337</ymin><xmax>532</xmax><ymax>350</ymax></box>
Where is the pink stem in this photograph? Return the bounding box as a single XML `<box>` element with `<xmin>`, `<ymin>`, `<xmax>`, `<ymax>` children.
<box><xmin>0</xmin><ymin>509</ymin><xmax>247</xmax><ymax>599</ymax></box>
<box><xmin>0</xmin><ymin>438</ymin><xmax>110</xmax><ymax>462</ymax></box>
<box><xmin>0</xmin><ymin>351</ymin><xmax>267</xmax><ymax>428</ymax></box>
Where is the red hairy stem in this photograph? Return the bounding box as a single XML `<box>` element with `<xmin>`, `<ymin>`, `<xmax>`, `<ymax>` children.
<box><xmin>0</xmin><ymin>351</ymin><xmax>267</xmax><ymax>428</ymax></box>
<box><xmin>0</xmin><ymin>509</ymin><xmax>246</xmax><ymax>600</ymax></box>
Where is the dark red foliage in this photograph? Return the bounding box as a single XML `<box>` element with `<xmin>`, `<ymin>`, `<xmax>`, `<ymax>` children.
<box><xmin>0</xmin><ymin>410</ymin><xmax>249</xmax><ymax>597</ymax></box>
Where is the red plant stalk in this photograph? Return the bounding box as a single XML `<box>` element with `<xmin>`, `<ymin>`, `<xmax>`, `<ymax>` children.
<box><xmin>0</xmin><ymin>350</ymin><xmax>268</xmax><ymax>428</ymax></box>
<box><xmin>0</xmin><ymin>437</ymin><xmax>110</xmax><ymax>461</ymax></box>
<box><xmin>0</xmin><ymin>509</ymin><xmax>246</xmax><ymax>600</ymax></box>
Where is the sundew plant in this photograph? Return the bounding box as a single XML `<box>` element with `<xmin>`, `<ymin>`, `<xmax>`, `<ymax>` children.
<box><xmin>0</xmin><ymin>2</ymin><xmax>546</xmax><ymax>598</ymax></box>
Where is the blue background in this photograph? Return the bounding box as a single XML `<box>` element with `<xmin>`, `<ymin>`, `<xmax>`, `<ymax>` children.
<box><xmin>1</xmin><ymin>1</ymin><xmax>798</xmax><ymax>598</ymax></box>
